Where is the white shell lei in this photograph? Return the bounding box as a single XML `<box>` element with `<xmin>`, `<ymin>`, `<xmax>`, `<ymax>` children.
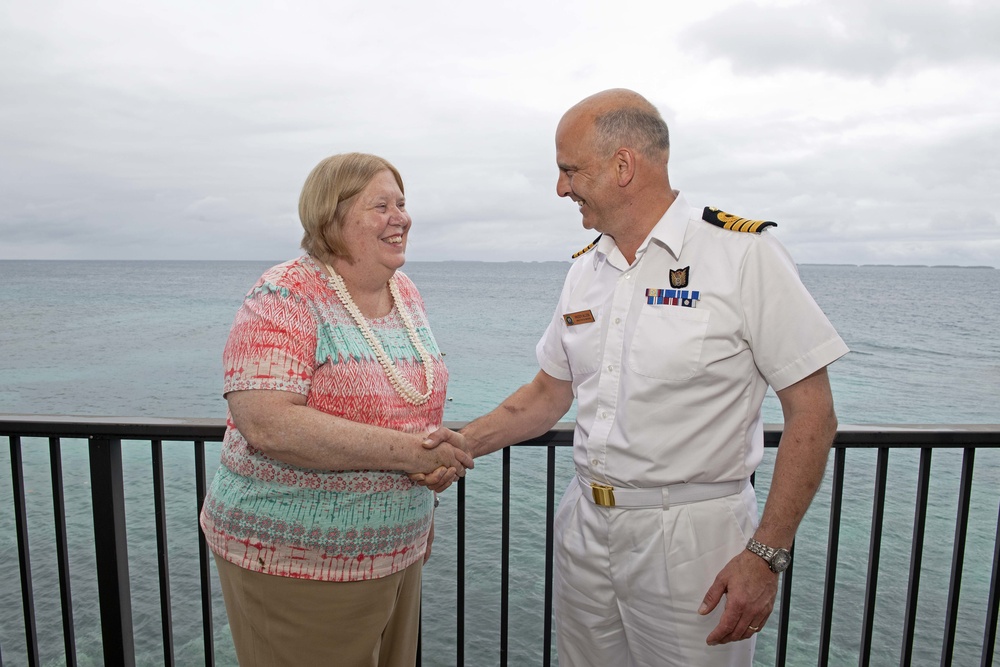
<box><xmin>322</xmin><ymin>262</ymin><xmax>435</xmax><ymax>406</ymax></box>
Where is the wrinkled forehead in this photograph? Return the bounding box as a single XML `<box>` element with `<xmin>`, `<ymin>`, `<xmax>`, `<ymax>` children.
<box><xmin>556</xmin><ymin>108</ymin><xmax>596</xmax><ymax>150</ymax></box>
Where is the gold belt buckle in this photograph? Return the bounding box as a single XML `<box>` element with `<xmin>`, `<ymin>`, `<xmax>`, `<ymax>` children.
<box><xmin>591</xmin><ymin>483</ymin><xmax>615</xmax><ymax>507</ymax></box>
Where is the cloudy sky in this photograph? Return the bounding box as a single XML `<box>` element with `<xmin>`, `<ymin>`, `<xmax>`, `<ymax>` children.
<box><xmin>2</xmin><ymin>0</ymin><xmax>998</xmax><ymax>266</ymax></box>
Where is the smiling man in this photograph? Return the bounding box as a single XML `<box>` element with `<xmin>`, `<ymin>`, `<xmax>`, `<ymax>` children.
<box><xmin>423</xmin><ymin>88</ymin><xmax>848</xmax><ymax>666</ymax></box>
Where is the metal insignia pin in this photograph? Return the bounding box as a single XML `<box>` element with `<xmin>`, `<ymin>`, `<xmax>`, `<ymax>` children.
<box><xmin>670</xmin><ymin>266</ymin><xmax>689</xmax><ymax>288</ymax></box>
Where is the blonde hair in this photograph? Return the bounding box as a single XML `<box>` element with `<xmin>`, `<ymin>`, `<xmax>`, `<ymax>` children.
<box><xmin>298</xmin><ymin>153</ymin><xmax>404</xmax><ymax>261</ymax></box>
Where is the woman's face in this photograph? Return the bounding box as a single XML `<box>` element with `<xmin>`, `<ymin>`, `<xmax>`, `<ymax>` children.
<box><xmin>339</xmin><ymin>169</ymin><xmax>411</xmax><ymax>274</ymax></box>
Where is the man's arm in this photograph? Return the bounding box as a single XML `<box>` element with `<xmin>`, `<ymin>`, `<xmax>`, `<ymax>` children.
<box><xmin>463</xmin><ymin>369</ymin><xmax>575</xmax><ymax>456</ymax></box>
<box><xmin>418</xmin><ymin>369</ymin><xmax>574</xmax><ymax>468</ymax></box>
<box><xmin>700</xmin><ymin>367</ymin><xmax>838</xmax><ymax>645</ymax></box>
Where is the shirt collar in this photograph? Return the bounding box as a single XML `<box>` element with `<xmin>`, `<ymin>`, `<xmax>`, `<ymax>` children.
<box><xmin>635</xmin><ymin>190</ymin><xmax>690</xmax><ymax>262</ymax></box>
<box><xmin>587</xmin><ymin>191</ymin><xmax>692</xmax><ymax>269</ymax></box>
<box><xmin>592</xmin><ymin>233</ymin><xmax>618</xmax><ymax>269</ymax></box>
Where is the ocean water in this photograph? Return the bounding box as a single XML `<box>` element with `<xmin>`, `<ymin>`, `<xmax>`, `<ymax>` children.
<box><xmin>1</xmin><ymin>260</ymin><xmax>999</xmax><ymax>666</ymax></box>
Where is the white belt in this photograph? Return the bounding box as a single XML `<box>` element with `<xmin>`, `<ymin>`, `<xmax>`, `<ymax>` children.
<box><xmin>578</xmin><ymin>475</ymin><xmax>749</xmax><ymax>509</ymax></box>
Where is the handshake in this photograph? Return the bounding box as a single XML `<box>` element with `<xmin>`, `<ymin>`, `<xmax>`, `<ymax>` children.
<box><xmin>408</xmin><ymin>427</ymin><xmax>474</xmax><ymax>493</ymax></box>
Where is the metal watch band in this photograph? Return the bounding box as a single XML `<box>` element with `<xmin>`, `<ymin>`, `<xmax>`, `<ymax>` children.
<box><xmin>746</xmin><ymin>537</ymin><xmax>791</xmax><ymax>573</ymax></box>
<box><xmin>746</xmin><ymin>537</ymin><xmax>773</xmax><ymax>560</ymax></box>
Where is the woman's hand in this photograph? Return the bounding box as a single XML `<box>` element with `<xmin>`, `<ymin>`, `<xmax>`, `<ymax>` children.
<box><xmin>409</xmin><ymin>427</ymin><xmax>472</xmax><ymax>492</ymax></box>
<box><xmin>412</xmin><ymin>467</ymin><xmax>458</xmax><ymax>492</ymax></box>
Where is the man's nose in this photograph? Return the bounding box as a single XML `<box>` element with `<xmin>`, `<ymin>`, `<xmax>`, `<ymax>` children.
<box><xmin>556</xmin><ymin>172</ymin><xmax>571</xmax><ymax>198</ymax></box>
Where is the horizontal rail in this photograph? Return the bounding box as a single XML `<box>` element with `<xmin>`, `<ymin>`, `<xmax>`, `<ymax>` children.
<box><xmin>2</xmin><ymin>415</ymin><xmax>999</xmax><ymax>446</ymax></box>
<box><xmin>0</xmin><ymin>415</ymin><xmax>226</xmax><ymax>440</ymax></box>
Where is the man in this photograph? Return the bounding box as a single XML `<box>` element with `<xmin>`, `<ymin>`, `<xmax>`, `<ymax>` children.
<box><xmin>425</xmin><ymin>89</ymin><xmax>848</xmax><ymax>666</ymax></box>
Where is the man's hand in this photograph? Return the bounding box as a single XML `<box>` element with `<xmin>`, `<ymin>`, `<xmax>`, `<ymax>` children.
<box><xmin>408</xmin><ymin>427</ymin><xmax>473</xmax><ymax>492</ymax></box>
<box><xmin>699</xmin><ymin>550</ymin><xmax>778</xmax><ymax>645</ymax></box>
<box><xmin>411</xmin><ymin>370</ymin><xmax>573</xmax><ymax>491</ymax></box>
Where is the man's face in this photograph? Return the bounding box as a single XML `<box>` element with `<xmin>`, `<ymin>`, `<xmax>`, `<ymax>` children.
<box><xmin>555</xmin><ymin>113</ymin><xmax>617</xmax><ymax>234</ymax></box>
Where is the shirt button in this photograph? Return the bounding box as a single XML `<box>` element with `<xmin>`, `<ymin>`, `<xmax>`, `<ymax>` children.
<box><xmin>591</xmin><ymin>458</ymin><xmax>599</xmax><ymax>466</ymax></box>
<box><xmin>607</xmin><ymin>365</ymin><xmax>613</xmax><ymax>372</ymax></box>
<box><xmin>614</xmin><ymin>317</ymin><xmax>621</xmax><ymax>324</ymax></box>
<box><xmin>602</xmin><ymin>411</ymin><xmax>609</xmax><ymax>419</ymax></box>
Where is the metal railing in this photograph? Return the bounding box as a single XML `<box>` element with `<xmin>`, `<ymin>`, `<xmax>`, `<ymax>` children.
<box><xmin>2</xmin><ymin>416</ymin><xmax>999</xmax><ymax>666</ymax></box>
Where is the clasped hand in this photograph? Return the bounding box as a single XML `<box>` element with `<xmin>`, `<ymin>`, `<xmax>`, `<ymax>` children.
<box><xmin>408</xmin><ymin>427</ymin><xmax>473</xmax><ymax>492</ymax></box>
<box><xmin>408</xmin><ymin>427</ymin><xmax>472</xmax><ymax>493</ymax></box>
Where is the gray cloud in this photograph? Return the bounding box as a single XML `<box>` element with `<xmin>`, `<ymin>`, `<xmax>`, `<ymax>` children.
<box><xmin>1</xmin><ymin>0</ymin><xmax>998</xmax><ymax>267</ymax></box>
<box><xmin>671</xmin><ymin>85</ymin><xmax>1000</xmax><ymax>267</ymax></box>
<box><xmin>680</xmin><ymin>0</ymin><xmax>1000</xmax><ymax>79</ymax></box>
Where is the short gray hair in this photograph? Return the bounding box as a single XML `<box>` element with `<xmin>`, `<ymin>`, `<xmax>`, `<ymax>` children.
<box><xmin>593</xmin><ymin>107</ymin><xmax>670</xmax><ymax>159</ymax></box>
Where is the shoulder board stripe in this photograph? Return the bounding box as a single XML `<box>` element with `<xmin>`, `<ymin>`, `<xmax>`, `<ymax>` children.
<box><xmin>571</xmin><ymin>234</ymin><xmax>602</xmax><ymax>259</ymax></box>
<box><xmin>702</xmin><ymin>207</ymin><xmax>777</xmax><ymax>234</ymax></box>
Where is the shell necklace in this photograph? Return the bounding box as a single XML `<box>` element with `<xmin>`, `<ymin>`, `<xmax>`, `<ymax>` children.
<box><xmin>322</xmin><ymin>261</ymin><xmax>434</xmax><ymax>406</ymax></box>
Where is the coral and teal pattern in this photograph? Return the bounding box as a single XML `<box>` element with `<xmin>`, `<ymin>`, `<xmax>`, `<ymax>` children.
<box><xmin>200</xmin><ymin>255</ymin><xmax>449</xmax><ymax>581</ymax></box>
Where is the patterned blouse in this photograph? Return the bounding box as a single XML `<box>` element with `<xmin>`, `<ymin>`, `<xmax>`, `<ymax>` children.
<box><xmin>200</xmin><ymin>255</ymin><xmax>448</xmax><ymax>581</ymax></box>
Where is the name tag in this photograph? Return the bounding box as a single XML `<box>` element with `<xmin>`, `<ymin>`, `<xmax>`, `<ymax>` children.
<box><xmin>564</xmin><ymin>309</ymin><xmax>595</xmax><ymax>326</ymax></box>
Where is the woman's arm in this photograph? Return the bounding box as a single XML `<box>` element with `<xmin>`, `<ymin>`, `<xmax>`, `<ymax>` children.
<box><xmin>228</xmin><ymin>389</ymin><xmax>474</xmax><ymax>474</ymax></box>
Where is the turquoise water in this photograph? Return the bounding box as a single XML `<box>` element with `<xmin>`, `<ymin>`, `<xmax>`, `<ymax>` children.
<box><xmin>1</xmin><ymin>260</ymin><xmax>999</xmax><ymax>665</ymax></box>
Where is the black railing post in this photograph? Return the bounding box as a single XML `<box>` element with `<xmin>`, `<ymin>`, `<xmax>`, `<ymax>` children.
<box><xmin>500</xmin><ymin>447</ymin><xmax>511</xmax><ymax>667</ymax></box>
<box><xmin>860</xmin><ymin>447</ymin><xmax>889</xmax><ymax>667</ymax></box>
<box><xmin>819</xmin><ymin>446</ymin><xmax>845</xmax><ymax>667</ymax></box>
<box><xmin>457</xmin><ymin>476</ymin><xmax>466</xmax><ymax>667</ymax></box>
<box><xmin>941</xmin><ymin>448</ymin><xmax>975</xmax><ymax>667</ymax></box>
<box><xmin>543</xmin><ymin>446</ymin><xmax>556</xmax><ymax>667</ymax></box>
<box><xmin>48</xmin><ymin>437</ymin><xmax>77</xmax><ymax>667</ymax></box>
<box><xmin>900</xmin><ymin>448</ymin><xmax>931</xmax><ymax>667</ymax></box>
<box><xmin>151</xmin><ymin>440</ymin><xmax>175</xmax><ymax>666</ymax></box>
<box><xmin>10</xmin><ymin>436</ymin><xmax>40</xmax><ymax>667</ymax></box>
<box><xmin>194</xmin><ymin>441</ymin><xmax>215</xmax><ymax>667</ymax></box>
<box><xmin>89</xmin><ymin>436</ymin><xmax>135</xmax><ymax>667</ymax></box>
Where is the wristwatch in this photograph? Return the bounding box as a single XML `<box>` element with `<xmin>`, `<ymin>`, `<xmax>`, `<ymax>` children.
<box><xmin>746</xmin><ymin>538</ymin><xmax>791</xmax><ymax>573</ymax></box>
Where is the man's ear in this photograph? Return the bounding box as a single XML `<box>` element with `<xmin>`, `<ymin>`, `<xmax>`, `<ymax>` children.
<box><xmin>616</xmin><ymin>148</ymin><xmax>635</xmax><ymax>187</ymax></box>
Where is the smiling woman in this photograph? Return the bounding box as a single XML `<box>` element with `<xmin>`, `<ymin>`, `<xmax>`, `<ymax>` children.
<box><xmin>199</xmin><ymin>152</ymin><xmax>473</xmax><ymax>666</ymax></box>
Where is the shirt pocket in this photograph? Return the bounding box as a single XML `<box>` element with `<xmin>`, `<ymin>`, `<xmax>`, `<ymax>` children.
<box><xmin>627</xmin><ymin>306</ymin><xmax>710</xmax><ymax>381</ymax></box>
<box><xmin>563</xmin><ymin>309</ymin><xmax>602</xmax><ymax>376</ymax></box>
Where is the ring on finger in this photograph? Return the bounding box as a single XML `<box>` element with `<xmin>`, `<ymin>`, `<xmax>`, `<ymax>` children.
<box><xmin>748</xmin><ymin>625</ymin><xmax>760</xmax><ymax>632</ymax></box>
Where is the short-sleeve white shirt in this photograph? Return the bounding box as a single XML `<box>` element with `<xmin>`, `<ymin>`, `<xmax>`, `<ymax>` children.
<box><xmin>536</xmin><ymin>193</ymin><xmax>849</xmax><ymax>488</ymax></box>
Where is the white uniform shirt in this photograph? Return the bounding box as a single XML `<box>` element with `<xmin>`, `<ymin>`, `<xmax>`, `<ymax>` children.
<box><xmin>537</xmin><ymin>193</ymin><xmax>849</xmax><ymax>488</ymax></box>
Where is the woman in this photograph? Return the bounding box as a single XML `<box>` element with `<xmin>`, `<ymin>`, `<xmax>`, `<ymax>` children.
<box><xmin>200</xmin><ymin>152</ymin><xmax>472</xmax><ymax>666</ymax></box>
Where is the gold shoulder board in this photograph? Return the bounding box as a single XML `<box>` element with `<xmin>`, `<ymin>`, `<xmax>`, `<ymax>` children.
<box><xmin>702</xmin><ymin>207</ymin><xmax>777</xmax><ymax>234</ymax></box>
<box><xmin>571</xmin><ymin>234</ymin><xmax>603</xmax><ymax>259</ymax></box>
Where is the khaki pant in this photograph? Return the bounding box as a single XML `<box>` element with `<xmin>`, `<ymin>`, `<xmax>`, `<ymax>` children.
<box><xmin>214</xmin><ymin>554</ymin><xmax>422</xmax><ymax>667</ymax></box>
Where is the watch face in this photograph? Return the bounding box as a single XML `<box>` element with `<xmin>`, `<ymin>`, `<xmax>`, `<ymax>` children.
<box><xmin>770</xmin><ymin>549</ymin><xmax>791</xmax><ymax>573</ymax></box>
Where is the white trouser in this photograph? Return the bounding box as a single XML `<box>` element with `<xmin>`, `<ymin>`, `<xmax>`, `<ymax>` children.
<box><xmin>553</xmin><ymin>479</ymin><xmax>759</xmax><ymax>667</ymax></box>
